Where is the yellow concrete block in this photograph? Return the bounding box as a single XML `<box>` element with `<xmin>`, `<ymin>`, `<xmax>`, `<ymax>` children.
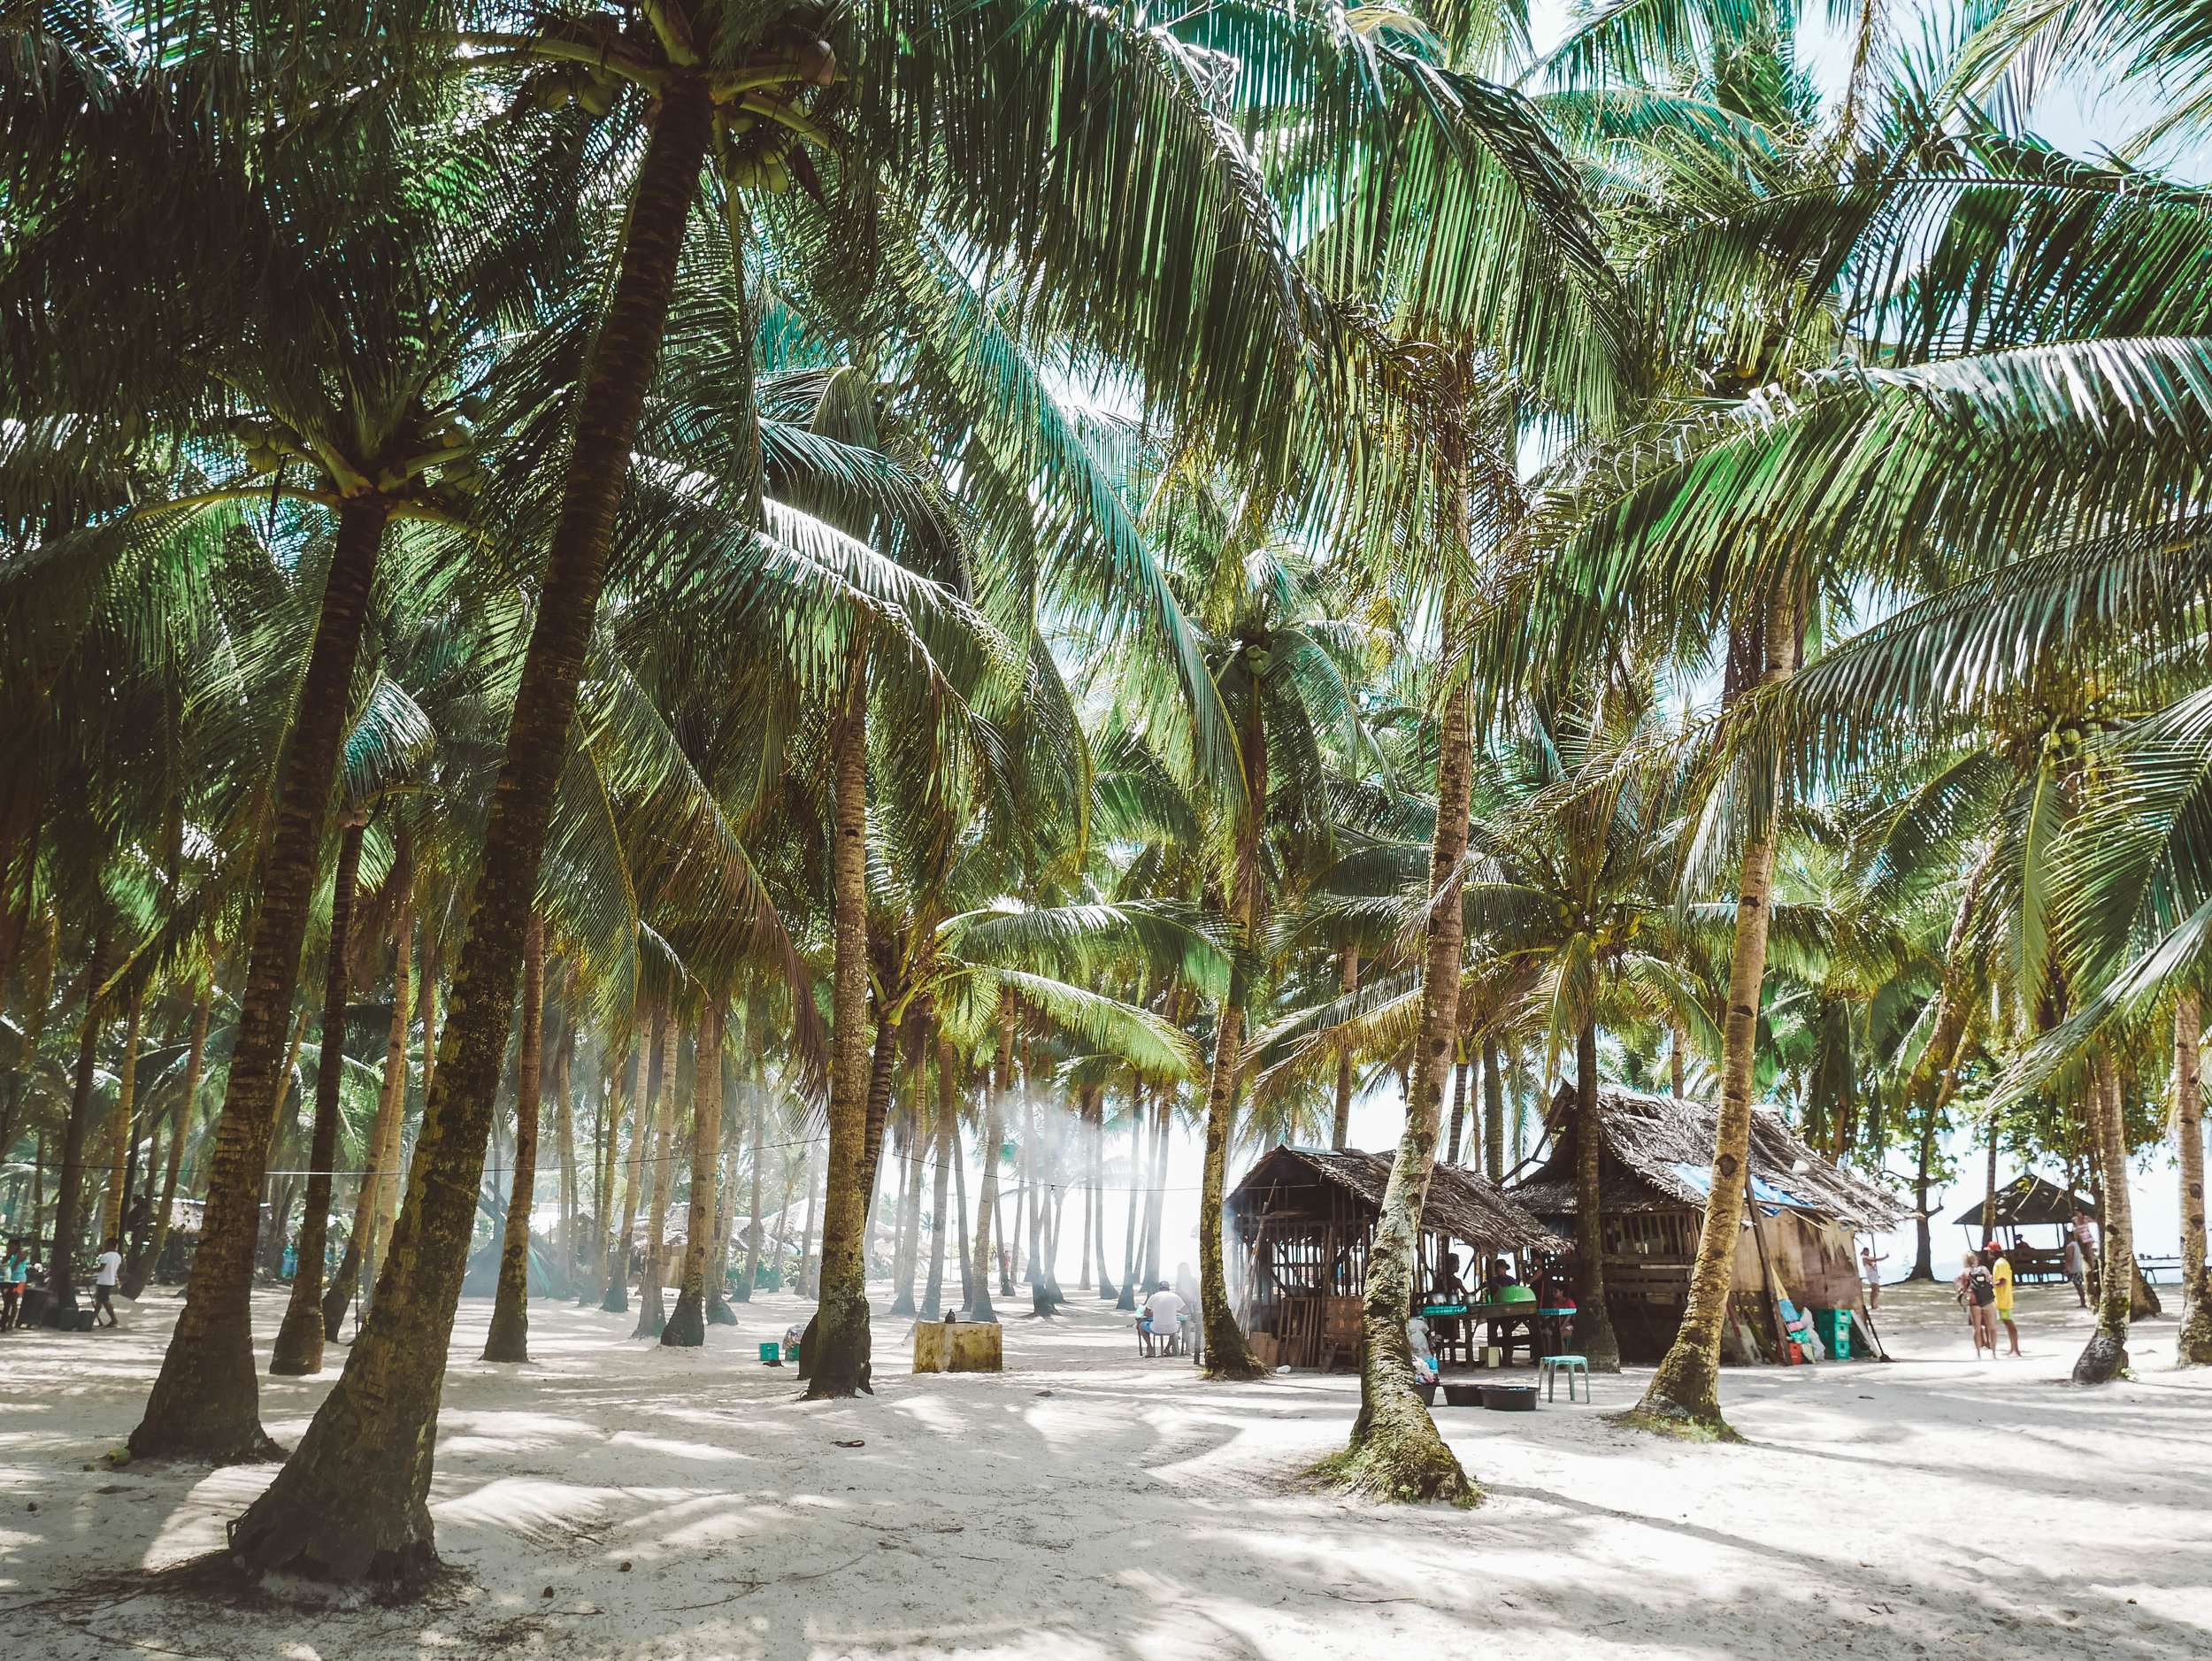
<box><xmin>913</xmin><ymin>1319</ymin><xmax>1003</xmax><ymax>1373</ymax></box>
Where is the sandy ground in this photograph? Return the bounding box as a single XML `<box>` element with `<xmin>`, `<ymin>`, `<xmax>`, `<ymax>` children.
<box><xmin>2</xmin><ymin>1279</ymin><xmax>2207</xmax><ymax>1660</ymax></box>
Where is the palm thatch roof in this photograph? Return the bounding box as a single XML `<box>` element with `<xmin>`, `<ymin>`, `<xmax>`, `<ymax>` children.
<box><xmin>1229</xmin><ymin>1145</ymin><xmax>1568</xmax><ymax>1253</ymax></box>
<box><xmin>1948</xmin><ymin>1173</ymin><xmax>2093</xmax><ymax>1227</ymax></box>
<box><xmin>1510</xmin><ymin>1084</ymin><xmax>1903</xmax><ymax>1229</ymax></box>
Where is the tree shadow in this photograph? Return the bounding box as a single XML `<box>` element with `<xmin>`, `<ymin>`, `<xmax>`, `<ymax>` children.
<box><xmin>5</xmin><ymin>1290</ymin><xmax>2208</xmax><ymax>1660</ymax></box>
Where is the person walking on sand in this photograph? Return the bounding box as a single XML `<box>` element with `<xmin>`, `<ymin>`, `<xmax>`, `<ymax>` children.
<box><xmin>1956</xmin><ymin>1250</ymin><xmax>1997</xmax><ymax>1357</ymax></box>
<box><xmin>2069</xmin><ymin>1210</ymin><xmax>2099</xmax><ymax>1302</ymax></box>
<box><xmin>2062</xmin><ymin>1233</ymin><xmax>2090</xmax><ymax>1308</ymax></box>
<box><xmin>0</xmin><ymin>1237</ymin><xmax>25</xmax><ymax>1330</ymax></box>
<box><xmin>1987</xmin><ymin>1242</ymin><xmax>2021</xmax><ymax>1356</ymax></box>
<box><xmin>91</xmin><ymin>1235</ymin><xmax>124</xmax><ymax>1327</ymax></box>
<box><xmin>1860</xmin><ymin>1244</ymin><xmax>1887</xmax><ymax>1309</ymax></box>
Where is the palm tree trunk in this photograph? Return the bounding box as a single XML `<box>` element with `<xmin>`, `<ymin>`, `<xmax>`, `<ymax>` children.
<box><xmin>2076</xmin><ymin>1050</ymin><xmax>2137</xmax><ymax>1382</ymax></box>
<box><xmin>131</xmin><ymin>496</ymin><xmax>384</xmax><ymax>1457</ymax></box>
<box><xmin>1573</xmin><ymin>1017</ymin><xmax>1620</xmax><ymax>1370</ymax></box>
<box><xmin>1201</xmin><ymin>691</ymin><xmax>1267</xmax><ymax>1378</ymax></box>
<box><xmin>968</xmin><ymin>1014</ymin><xmax>1010</xmax><ymax>1323</ymax></box>
<box><xmin>1910</xmin><ymin>1103</ymin><xmax>1939</xmax><ymax>1281</ymax></box>
<box><xmin>706</xmin><ymin>1059</ymin><xmax>741</xmax><ymax>1324</ymax></box>
<box><xmin>1978</xmin><ymin>1099</ymin><xmax>2002</xmax><ymax>1247</ymax></box>
<box><xmin>224</xmin><ymin>81</ymin><xmax>716</xmax><ymax>1583</ymax></box>
<box><xmin>125</xmin><ymin>1108</ymin><xmax>161</xmax><ymax>1291</ymax></box>
<box><xmin>811</xmin><ymin>627</ymin><xmax>877</xmax><ymax>1394</ymax></box>
<box><xmin>890</xmin><ymin>1087</ymin><xmax>925</xmax><ymax>1316</ymax></box>
<box><xmin>1333</xmin><ymin>950</ymin><xmax>1358</xmax><ymax>1150</ymax></box>
<box><xmin>272</xmin><ymin>820</ymin><xmax>365</xmax><ymax>1374</ymax></box>
<box><xmin>259</xmin><ymin>1006</ymin><xmax>311</xmax><ymax>1281</ymax></box>
<box><xmin>602</xmin><ymin>1034</ymin><xmax>648</xmax><ymax>1311</ymax></box>
<box><xmin>632</xmin><ymin>1015</ymin><xmax>681</xmax><ymax>1338</ymax></box>
<box><xmin>484</xmin><ymin>911</ymin><xmax>545</xmax><ymax>1362</ymax></box>
<box><xmin>1142</xmin><ymin>1086</ymin><xmax>1170</xmax><ymax>1292</ymax></box>
<box><xmin>1341</xmin><ymin>575</ymin><xmax>1474</xmax><ymax>1503</ymax></box>
<box><xmin>1119</xmin><ymin>1085</ymin><xmax>1141</xmax><ymax>1311</ymax></box>
<box><xmin>1482</xmin><ymin>1037</ymin><xmax>1504</xmax><ymax>1180</ymax></box>
<box><xmin>770</xmin><ymin>1149</ymin><xmax>801</xmax><ymax>1290</ymax></box>
<box><xmin>952</xmin><ymin>1116</ymin><xmax>972</xmax><ymax>1311</ymax></box>
<box><xmin>103</xmin><ymin>984</ymin><xmax>145</xmax><ymax>1245</ymax></box>
<box><xmin>555</xmin><ymin>1010</ymin><xmax>578</xmax><ymax>1289</ymax></box>
<box><xmin>326</xmin><ymin>872</ymin><xmax>413</xmax><ymax>1338</ymax></box>
<box><xmin>142</xmin><ymin>973</ymin><xmax>211</xmax><ymax>1291</ymax></box>
<box><xmin>1079</xmin><ymin>1100</ymin><xmax>1094</xmax><ymax>1290</ymax></box>
<box><xmin>1200</xmin><ymin>1006</ymin><xmax>1258</xmax><ymax>1374</ymax></box>
<box><xmin>666</xmin><ymin>996</ymin><xmax>726</xmax><ymax>1347</ymax></box>
<box><xmin>858</xmin><ymin>1005</ymin><xmax>902</xmax><ymax>1240</ymax></box>
<box><xmin>360</xmin><ymin>893</ymin><xmax>418</xmax><ymax>1308</ymax></box>
<box><xmin>3</xmin><ymin>910</ymin><xmax>57</xmax><ymax>1234</ymax></box>
<box><xmin>2177</xmin><ymin>990</ymin><xmax>2212</xmax><ymax>1364</ymax></box>
<box><xmin>797</xmin><ymin>1137</ymin><xmax>822</xmax><ymax>1299</ymax></box>
<box><xmin>1635</xmin><ymin>584</ymin><xmax>1801</xmax><ymax>1434</ymax></box>
<box><xmin>614</xmin><ymin>1019</ymin><xmax>664</xmax><ymax>1312</ymax></box>
<box><xmin>47</xmin><ymin>933</ymin><xmax>108</xmax><ymax>1321</ymax></box>
<box><xmin>740</xmin><ymin>1031</ymin><xmax>766</xmax><ymax>1299</ymax></box>
<box><xmin>1445</xmin><ymin>1053</ymin><xmax>1468</xmax><ymax>1167</ymax></box>
<box><xmin>922</xmin><ymin>1039</ymin><xmax>955</xmax><ymax>1319</ymax></box>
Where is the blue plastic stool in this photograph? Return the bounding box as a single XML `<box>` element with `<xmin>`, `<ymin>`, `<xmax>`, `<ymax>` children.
<box><xmin>1540</xmin><ymin>1354</ymin><xmax>1589</xmax><ymax>1402</ymax></box>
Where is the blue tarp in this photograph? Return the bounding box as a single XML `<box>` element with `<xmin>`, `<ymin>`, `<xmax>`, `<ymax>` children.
<box><xmin>1669</xmin><ymin>1161</ymin><xmax>1817</xmax><ymax>1212</ymax></box>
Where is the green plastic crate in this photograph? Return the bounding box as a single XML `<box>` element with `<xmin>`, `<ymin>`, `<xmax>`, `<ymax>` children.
<box><xmin>1816</xmin><ymin>1308</ymin><xmax>1854</xmax><ymax>1358</ymax></box>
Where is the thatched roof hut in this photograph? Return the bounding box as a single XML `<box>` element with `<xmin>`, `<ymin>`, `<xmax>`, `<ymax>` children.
<box><xmin>1948</xmin><ymin>1173</ymin><xmax>2093</xmax><ymax>1230</ymax></box>
<box><xmin>1225</xmin><ymin>1146</ymin><xmax>1565</xmax><ymax>1369</ymax></box>
<box><xmin>1509</xmin><ymin>1084</ymin><xmax>1901</xmax><ymax>1364</ymax></box>
<box><xmin>1513</xmin><ymin>1085</ymin><xmax>1902</xmax><ymax>1229</ymax></box>
<box><xmin>1948</xmin><ymin>1174</ymin><xmax>2094</xmax><ymax>1280</ymax></box>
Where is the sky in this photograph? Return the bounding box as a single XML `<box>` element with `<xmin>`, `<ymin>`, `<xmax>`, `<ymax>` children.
<box><xmin>1523</xmin><ymin>0</ymin><xmax>2207</xmax><ymax>178</ymax></box>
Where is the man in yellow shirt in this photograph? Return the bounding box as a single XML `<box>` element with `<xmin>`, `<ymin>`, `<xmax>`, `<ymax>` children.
<box><xmin>1988</xmin><ymin>1244</ymin><xmax>2021</xmax><ymax>1356</ymax></box>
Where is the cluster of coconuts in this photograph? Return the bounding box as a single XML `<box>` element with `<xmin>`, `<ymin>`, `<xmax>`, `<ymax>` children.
<box><xmin>715</xmin><ymin>32</ymin><xmax>839</xmax><ymax>194</ymax></box>
<box><xmin>232</xmin><ymin>417</ymin><xmax>304</xmax><ymax>476</ymax></box>
<box><xmin>718</xmin><ymin>112</ymin><xmax>797</xmax><ymax>193</ymax></box>
<box><xmin>535</xmin><ymin>59</ymin><xmax>622</xmax><ymax>118</ymax></box>
<box><xmin>418</xmin><ymin>404</ymin><xmax>488</xmax><ymax>496</ymax></box>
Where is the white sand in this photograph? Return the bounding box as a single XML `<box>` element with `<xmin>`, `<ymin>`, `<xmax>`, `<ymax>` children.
<box><xmin>3</xmin><ymin>1280</ymin><xmax>2207</xmax><ymax>1658</ymax></box>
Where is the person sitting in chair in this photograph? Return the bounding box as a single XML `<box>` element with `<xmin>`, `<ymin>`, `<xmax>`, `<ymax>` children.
<box><xmin>1138</xmin><ymin>1283</ymin><xmax>1185</xmax><ymax>1357</ymax></box>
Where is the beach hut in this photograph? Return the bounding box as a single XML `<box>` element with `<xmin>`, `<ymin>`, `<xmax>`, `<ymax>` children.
<box><xmin>1509</xmin><ymin>1084</ymin><xmax>1903</xmax><ymax>1364</ymax></box>
<box><xmin>1949</xmin><ymin>1175</ymin><xmax>2093</xmax><ymax>1282</ymax></box>
<box><xmin>1225</xmin><ymin>1146</ymin><xmax>1568</xmax><ymax>1370</ymax></box>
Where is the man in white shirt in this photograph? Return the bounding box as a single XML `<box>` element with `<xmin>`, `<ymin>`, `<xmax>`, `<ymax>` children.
<box><xmin>92</xmin><ymin>1235</ymin><xmax>124</xmax><ymax>1327</ymax></box>
<box><xmin>1141</xmin><ymin>1284</ymin><xmax>1185</xmax><ymax>1355</ymax></box>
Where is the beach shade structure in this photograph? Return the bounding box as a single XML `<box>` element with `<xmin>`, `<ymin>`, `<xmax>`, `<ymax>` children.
<box><xmin>1508</xmin><ymin>1084</ymin><xmax>1901</xmax><ymax>1365</ymax></box>
<box><xmin>1224</xmin><ymin>1146</ymin><xmax>1566</xmax><ymax>1370</ymax></box>
<box><xmin>1950</xmin><ymin>1176</ymin><xmax>2095</xmax><ymax>1281</ymax></box>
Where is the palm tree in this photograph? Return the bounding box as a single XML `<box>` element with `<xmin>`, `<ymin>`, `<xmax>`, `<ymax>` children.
<box><xmin>1459</xmin><ymin>702</ymin><xmax>1709</xmax><ymax>1372</ymax></box>
<box><xmin>18</xmin><ymin>96</ymin><xmax>578</xmax><ymax>1458</ymax></box>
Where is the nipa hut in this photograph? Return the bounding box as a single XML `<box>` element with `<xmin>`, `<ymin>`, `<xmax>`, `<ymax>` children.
<box><xmin>1949</xmin><ymin>1175</ymin><xmax>2093</xmax><ymax>1282</ymax></box>
<box><xmin>1225</xmin><ymin>1146</ymin><xmax>1567</xmax><ymax>1370</ymax></box>
<box><xmin>1509</xmin><ymin>1084</ymin><xmax>1903</xmax><ymax>1364</ymax></box>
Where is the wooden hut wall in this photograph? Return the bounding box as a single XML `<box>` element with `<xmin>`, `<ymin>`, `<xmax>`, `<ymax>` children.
<box><xmin>1762</xmin><ymin>1211</ymin><xmax>1863</xmax><ymax>1311</ymax></box>
<box><xmin>1598</xmin><ymin>1206</ymin><xmax>1701</xmax><ymax>1362</ymax></box>
<box><xmin>1724</xmin><ymin>1211</ymin><xmax>1886</xmax><ymax>1361</ymax></box>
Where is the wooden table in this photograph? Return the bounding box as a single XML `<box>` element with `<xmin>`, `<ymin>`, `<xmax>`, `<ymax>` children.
<box><xmin>1432</xmin><ymin>1301</ymin><xmax>1578</xmax><ymax>1365</ymax></box>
